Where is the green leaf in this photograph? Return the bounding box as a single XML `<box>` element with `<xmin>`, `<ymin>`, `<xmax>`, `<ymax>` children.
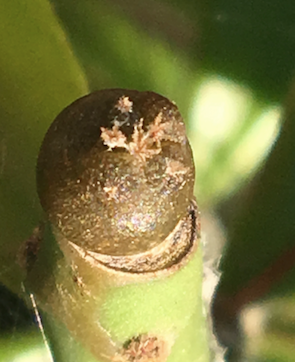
<box><xmin>51</xmin><ymin>0</ymin><xmax>197</xmax><ymax>117</ymax></box>
<box><xmin>0</xmin><ymin>0</ymin><xmax>88</xmax><ymax>293</ymax></box>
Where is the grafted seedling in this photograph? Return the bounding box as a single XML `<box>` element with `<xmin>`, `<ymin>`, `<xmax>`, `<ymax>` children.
<box><xmin>29</xmin><ymin>89</ymin><xmax>210</xmax><ymax>362</ymax></box>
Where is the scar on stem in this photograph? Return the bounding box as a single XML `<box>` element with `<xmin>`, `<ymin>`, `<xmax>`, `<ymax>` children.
<box><xmin>112</xmin><ymin>334</ymin><xmax>168</xmax><ymax>362</ymax></box>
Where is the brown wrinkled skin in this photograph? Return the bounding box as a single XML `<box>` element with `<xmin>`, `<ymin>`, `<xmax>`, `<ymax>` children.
<box><xmin>37</xmin><ymin>89</ymin><xmax>195</xmax><ymax>256</ymax></box>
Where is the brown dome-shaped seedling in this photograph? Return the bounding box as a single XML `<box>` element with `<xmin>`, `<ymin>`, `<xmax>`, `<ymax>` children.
<box><xmin>37</xmin><ymin>89</ymin><xmax>195</xmax><ymax>268</ymax></box>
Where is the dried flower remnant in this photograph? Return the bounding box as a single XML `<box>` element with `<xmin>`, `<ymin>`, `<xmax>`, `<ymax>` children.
<box><xmin>101</xmin><ymin>124</ymin><xmax>128</xmax><ymax>151</ymax></box>
<box><xmin>101</xmin><ymin>111</ymin><xmax>184</xmax><ymax>163</ymax></box>
<box><xmin>147</xmin><ymin>113</ymin><xmax>167</xmax><ymax>147</ymax></box>
<box><xmin>102</xmin><ymin>117</ymin><xmax>162</xmax><ymax>163</ymax></box>
<box><xmin>115</xmin><ymin>96</ymin><xmax>133</xmax><ymax>113</ymax></box>
<box><xmin>127</xmin><ymin>118</ymin><xmax>161</xmax><ymax>162</ymax></box>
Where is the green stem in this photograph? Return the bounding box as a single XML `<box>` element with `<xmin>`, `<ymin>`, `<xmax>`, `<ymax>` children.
<box><xmin>26</xmin><ymin>207</ymin><xmax>210</xmax><ymax>361</ymax></box>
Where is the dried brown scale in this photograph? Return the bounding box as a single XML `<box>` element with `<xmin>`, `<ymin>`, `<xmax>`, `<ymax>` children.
<box><xmin>18</xmin><ymin>223</ymin><xmax>44</xmax><ymax>272</ymax></box>
<box><xmin>37</xmin><ymin>89</ymin><xmax>195</xmax><ymax>268</ymax></box>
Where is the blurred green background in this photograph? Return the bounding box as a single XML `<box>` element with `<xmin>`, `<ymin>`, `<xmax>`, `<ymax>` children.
<box><xmin>1</xmin><ymin>0</ymin><xmax>295</xmax><ymax>361</ymax></box>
